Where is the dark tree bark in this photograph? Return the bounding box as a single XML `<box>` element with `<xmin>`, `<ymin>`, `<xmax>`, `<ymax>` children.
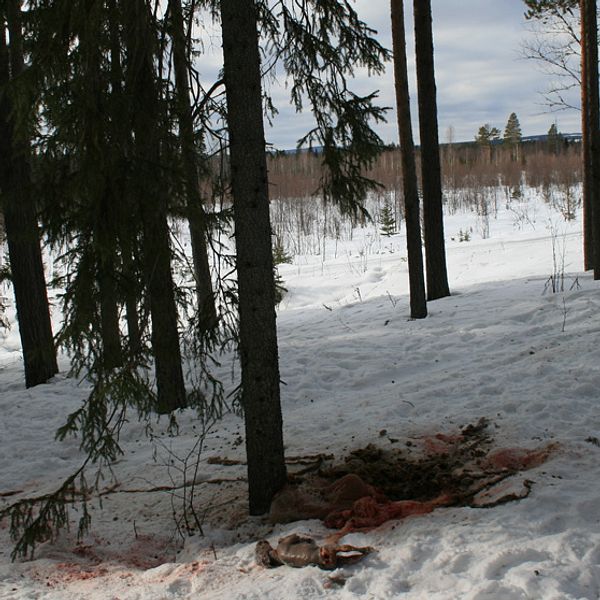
<box><xmin>220</xmin><ymin>0</ymin><xmax>287</xmax><ymax>515</ymax></box>
<box><xmin>123</xmin><ymin>0</ymin><xmax>186</xmax><ymax>413</ymax></box>
<box><xmin>119</xmin><ymin>232</ymin><xmax>142</xmax><ymax>353</ymax></box>
<box><xmin>0</xmin><ymin>2</ymin><xmax>58</xmax><ymax>387</ymax></box>
<box><xmin>80</xmin><ymin>6</ymin><xmax>123</xmax><ymax>370</ymax></box>
<box><xmin>107</xmin><ymin>0</ymin><xmax>141</xmax><ymax>354</ymax></box>
<box><xmin>413</xmin><ymin>0</ymin><xmax>450</xmax><ymax>301</ymax></box>
<box><xmin>169</xmin><ymin>0</ymin><xmax>217</xmax><ymax>330</ymax></box>
<box><xmin>96</xmin><ymin>215</ymin><xmax>123</xmax><ymax>370</ymax></box>
<box><xmin>581</xmin><ymin>0</ymin><xmax>600</xmax><ymax>278</ymax></box>
<box><xmin>390</xmin><ymin>0</ymin><xmax>427</xmax><ymax>319</ymax></box>
<box><xmin>581</xmin><ymin>0</ymin><xmax>594</xmax><ymax>271</ymax></box>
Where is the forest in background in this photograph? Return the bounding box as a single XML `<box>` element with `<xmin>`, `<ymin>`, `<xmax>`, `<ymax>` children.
<box><xmin>263</xmin><ymin>135</ymin><xmax>583</xmax><ymax>254</ymax></box>
<box><xmin>0</xmin><ymin>136</ymin><xmax>583</xmax><ymax>245</ymax></box>
<box><xmin>267</xmin><ymin>136</ymin><xmax>582</xmax><ymax>204</ymax></box>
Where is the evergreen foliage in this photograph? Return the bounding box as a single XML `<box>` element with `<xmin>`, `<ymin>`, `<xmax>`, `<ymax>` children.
<box><xmin>273</xmin><ymin>271</ymin><xmax>288</xmax><ymax>306</ymax></box>
<box><xmin>168</xmin><ymin>0</ymin><xmax>218</xmax><ymax>333</ymax></box>
<box><xmin>457</xmin><ymin>228</ymin><xmax>471</xmax><ymax>242</ymax></box>
<box><xmin>273</xmin><ymin>236</ymin><xmax>292</xmax><ymax>305</ymax></box>
<box><xmin>256</xmin><ymin>0</ymin><xmax>391</xmax><ymax>218</ymax></box>
<box><xmin>1</xmin><ymin>0</ymin><xmax>392</xmax><ymax>554</ymax></box>
<box><xmin>0</xmin><ymin>0</ymin><xmax>234</xmax><ymax>558</ymax></box>
<box><xmin>504</xmin><ymin>112</ymin><xmax>523</xmax><ymax>146</ymax></box>
<box><xmin>273</xmin><ymin>236</ymin><xmax>294</xmax><ymax>266</ymax></box>
<box><xmin>23</xmin><ymin>0</ymin><xmax>132</xmax><ymax>375</ymax></box>
<box><xmin>503</xmin><ymin>112</ymin><xmax>523</xmax><ymax>161</ymax></box>
<box><xmin>475</xmin><ymin>124</ymin><xmax>501</xmax><ymax>165</ymax></box>
<box><xmin>547</xmin><ymin>122</ymin><xmax>564</xmax><ymax>152</ymax></box>
<box><xmin>523</xmin><ymin>0</ymin><xmax>578</xmax><ymax>19</ymax></box>
<box><xmin>1</xmin><ymin>364</ymin><xmax>156</xmax><ymax>559</ymax></box>
<box><xmin>476</xmin><ymin>124</ymin><xmax>501</xmax><ymax>145</ymax></box>
<box><xmin>379</xmin><ymin>197</ymin><xmax>397</xmax><ymax>236</ymax></box>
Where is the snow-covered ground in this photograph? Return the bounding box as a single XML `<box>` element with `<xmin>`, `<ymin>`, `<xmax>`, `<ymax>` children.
<box><xmin>1</xmin><ymin>190</ymin><xmax>599</xmax><ymax>599</ymax></box>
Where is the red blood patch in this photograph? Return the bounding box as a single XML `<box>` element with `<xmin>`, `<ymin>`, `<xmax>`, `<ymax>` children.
<box><xmin>485</xmin><ymin>445</ymin><xmax>556</xmax><ymax>472</ymax></box>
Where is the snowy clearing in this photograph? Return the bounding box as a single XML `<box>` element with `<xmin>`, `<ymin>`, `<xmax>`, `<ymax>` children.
<box><xmin>1</xmin><ymin>192</ymin><xmax>599</xmax><ymax>599</ymax></box>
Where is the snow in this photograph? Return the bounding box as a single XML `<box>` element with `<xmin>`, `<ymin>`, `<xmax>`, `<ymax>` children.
<box><xmin>1</xmin><ymin>191</ymin><xmax>600</xmax><ymax>599</ymax></box>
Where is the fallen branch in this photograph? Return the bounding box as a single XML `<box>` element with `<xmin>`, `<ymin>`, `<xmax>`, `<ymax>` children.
<box><xmin>111</xmin><ymin>477</ymin><xmax>246</xmax><ymax>495</ymax></box>
<box><xmin>207</xmin><ymin>456</ymin><xmax>245</xmax><ymax>466</ymax></box>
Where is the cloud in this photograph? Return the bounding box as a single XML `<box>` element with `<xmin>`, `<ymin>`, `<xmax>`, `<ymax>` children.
<box><xmin>196</xmin><ymin>1</ymin><xmax>581</xmax><ymax>148</ymax></box>
<box><xmin>348</xmin><ymin>0</ymin><xmax>581</xmax><ymax>144</ymax></box>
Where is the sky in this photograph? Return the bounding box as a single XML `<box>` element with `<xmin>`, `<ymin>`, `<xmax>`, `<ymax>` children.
<box><xmin>256</xmin><ymin>0</ymin><xmax>583</xmax><ymax>149</ymax></box>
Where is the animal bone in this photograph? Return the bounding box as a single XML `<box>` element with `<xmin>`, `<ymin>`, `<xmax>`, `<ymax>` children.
<box><xmin>255</xmin><ymin>533</ymin><xmax>373</xmax><ymax>570</ymax></box>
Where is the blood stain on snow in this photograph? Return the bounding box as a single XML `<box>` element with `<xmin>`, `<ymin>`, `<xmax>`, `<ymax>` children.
<box><xmin>485</xmin><ymin>444</ymin><xmax>558</xmax><ymax>472</ymax></box>
<box><xmin>26</xmin><ymin>533</ymin><xmax>180</xmax><ymax>588</ymax></box>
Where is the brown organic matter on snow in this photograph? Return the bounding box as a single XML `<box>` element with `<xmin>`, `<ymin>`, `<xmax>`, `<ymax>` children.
<box><xmin>268</xmin><ymin>419</ymin><xmax>556</xmax><ymax>533</ymax></box>
<box><xmin>323</xmin><ymin>493</ymin><xmax>452</xmax><ymax>531</ymax></box>
<box><xmin>255</xmin><ymin>533</ymin><xmax>373</xmax><ymax>570</ymax></box>
<box><xmin>269</xmin><ymin>473</ymin><xmax>383</xmax><ymax>523</ymax></box>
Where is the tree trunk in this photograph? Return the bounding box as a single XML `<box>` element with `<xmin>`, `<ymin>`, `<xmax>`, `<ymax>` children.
<box><xmin>582</xmin><ymin>0</ymin><xmax>600</xmax><ymax>279</ymax></box>
<box><xmin>96</xmin><ymin>214</ymin><xmax>123</xmax><ymax>370</ymax></box>
<box><xmin>220</xmin><ymin>0</ymin><xmax>287</xmax><ymax>515</ymax></box>
<box><xmin>169</xmin><ymin>0</ymin><xmax>217</xmax><ymax>330</ymax></box>
<box><xmin>119</xmin><ymin>232</ymin><xmax>142</xmax><ymax>354</ymax></box>
<box><xmin>80</xmin><ymin>4</ymin><xmax>123</xmax><ymax>370</ymax></box>
<box><xmin>390</xmin><ymin>0</ymin><xmax>427</xmax><ymax>319</ymax></box>
<box><xmin>0</xmin><ymin>2</ymin><xmax>58</xmax><ymax>387</ymax></box>
<box><xmin>413</xmin><ymin>0</ymin><xmax>450</xmax><ymax>301</ymax></box>
<box><xmin>123</xmin><ymin>0</ymin><xmax>186</xmax><ymax>413</ymax></box>
<box><xmin>107</xmin><ymin>0</ymin><xmax>141</xmax><ymax>355</ymax></box>
<box><xmin>581</xmin><ymin>0</ymin><xmax>594</xmax><ymax>271</ymax></box>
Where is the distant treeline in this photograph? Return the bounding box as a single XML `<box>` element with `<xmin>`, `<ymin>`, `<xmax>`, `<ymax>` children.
<box><xmin>267</xmin><ymin>136</ymin><xmax>582</xmax><ymax>202</ymax></box>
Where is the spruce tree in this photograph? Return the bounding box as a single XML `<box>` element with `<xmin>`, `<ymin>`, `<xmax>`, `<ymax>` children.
<box><xmin>107</xmin><ymin>0</ymin><xmax>142</xmax><ymax>354</ymax></box>
<box><xmin>217</xmin><ymin>0</ymin><xmax>390</xmax><ymax>513</ymax></box>
<box><xmin>19</xmin><ymin>0</ymin><xmax>130</xmax><ymax>376</ymax></box>
<box><xmin>504</xmin><ymin>112</ymin><xmax>523</xmax><ymax>145</ymax></box>
<box><xmin>0</xmin><ymin>0</ymin><xmax>58</xmax><ymax>388</ymax></box>
<box><xmin>220</xmin><ymin>0</ymin><xmax>287</xmax><ymax>515</ymax></box>
<box><xmin>168</xmin><ymin>0</ymin><xmax>217</xmax><ymax>332</ymax></box>
<box><xmin>122</xmin><ymin>0</ymin><xmax>187</xmax><ymax>413</ymax></box>
<box><xmin>79</xmin><ymin>1</ymin><xmax>123</xmax><ymax>371</ymax></box>
<box><xmin>1</xmin><ymin>0</ymin><xmax>392</xmax><ymax>554</ymax></box>
<box><xmin>476</xmin><ymin>124</ymin><xmax>501</xmax><ymax>144</ymax></box>
<box><xmin>380</xmin><ymin>197</ymin><xmax>397</xmax><ymax>236</ymax></box>
<box><xmin>504</xmin><ymin>112</ymin><xmax>523</xmax><ymax>161</ymax></box>
<box><xmin>1</xmin><ymin>0</ymin><xmax>198</xmax><ymax>558</ymax></box>
<box><xmin>547</xmin><ymin>122</ymin><xmax>563</xmax><ymax>153</ymax></box>
<box><xmin>218</xmin><ymin>0</ymin><xmax>389</xmax><ymax>514</ymax></box>
<box><xmin>476</xmin><ymin>124</ymin><xmax>500</xmax><ymax>163</ymax></box>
